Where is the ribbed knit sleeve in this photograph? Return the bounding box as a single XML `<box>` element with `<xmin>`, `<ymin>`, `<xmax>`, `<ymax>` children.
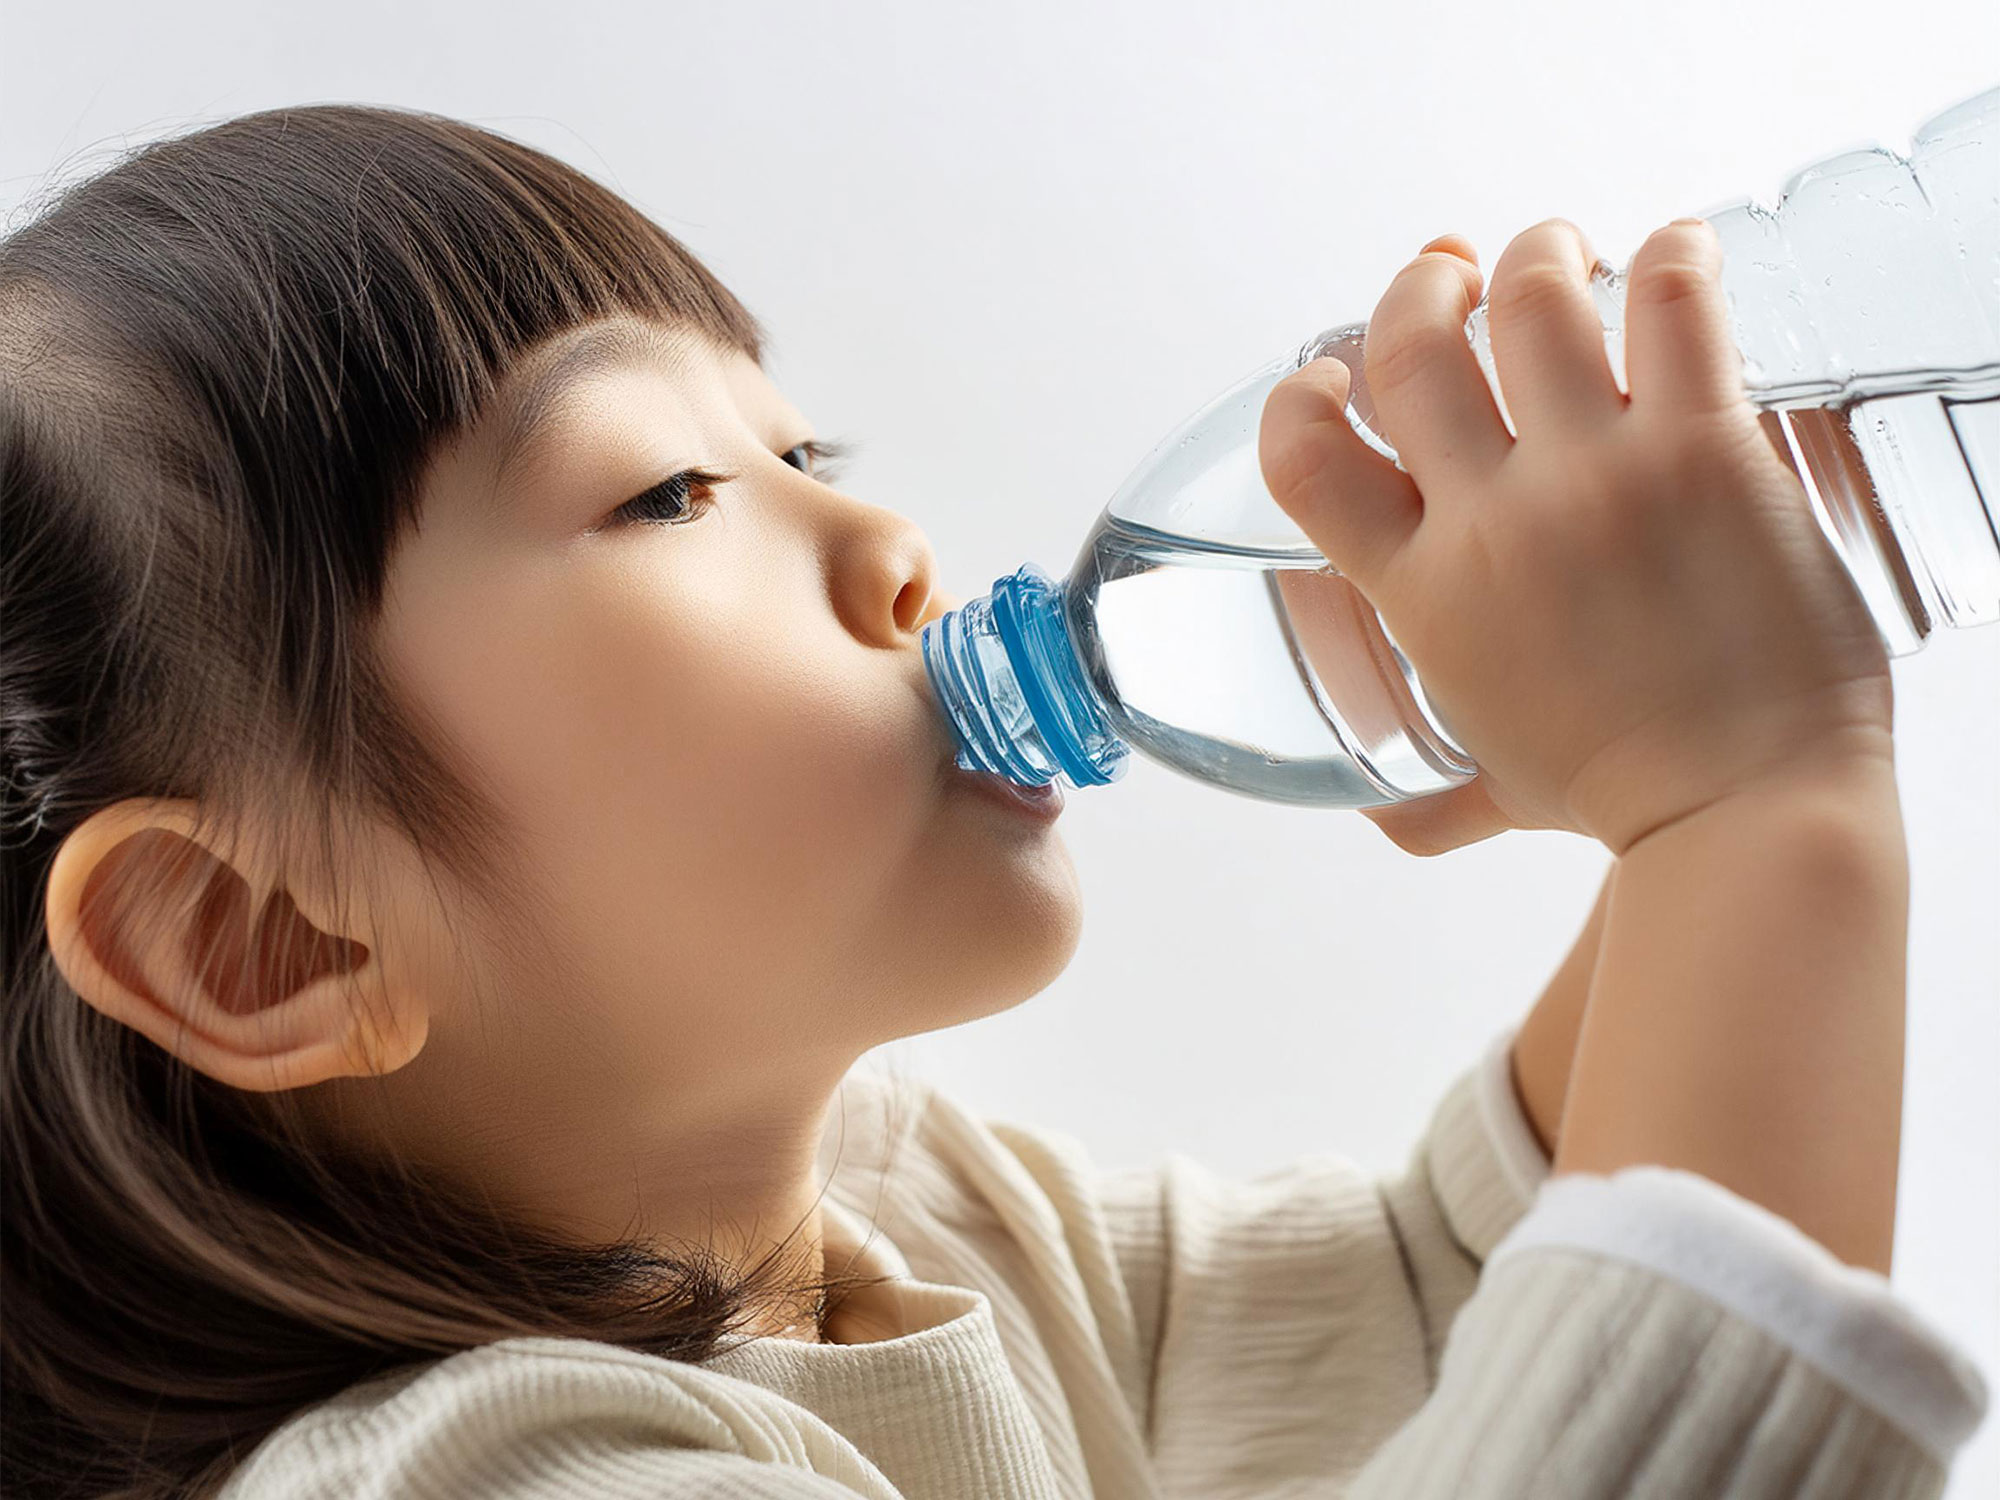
<box><xmin>1082</xmin><ymin>1023</ymin><xmax>1554</xmax><ymax>1487</ymax></box>
<box><xmin>1348</xmin><ymin>1165</ymin><xmax>1990</xmax><ymax>1499</ymax></box>
<box><xmin>1372</xmin><ymin>1023</ymin><xmax>1554</xmax><ymax>1379</ymax></box>
<box><xmin>1093</xmin><ymin>1023</ymin><xmax>1989</xmax><ymax>1499</ymax></box>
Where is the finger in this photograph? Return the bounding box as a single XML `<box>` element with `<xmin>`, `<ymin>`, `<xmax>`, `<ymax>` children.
<box><xmin>1419</xmin><ymin>231</ymin><xmax>1480</xmax><ymax>265</ymax></box>
<box><xmin>1485</xmin><ymin>218</ymin><xmax>1627</xmax><ymax>439</ymax></box>
<box><xmin>1259</xmin><ymin>354</ymin><xmax>1424</xmax><ymax>592</ymax></box>
<box><xmin>1622</xmin><ymin>217</ymin><xmax>1747</xmax><ymax>420</ymax></box>
<box><xmin>1361</xmin><ymin>248</ymin><xmax>1515</xmax><ymax>496</ymax></box>
<box><xmin>1359</xmin><ymin>778</ymin><xmax>1513</xmax><ymax>857</ymax></box>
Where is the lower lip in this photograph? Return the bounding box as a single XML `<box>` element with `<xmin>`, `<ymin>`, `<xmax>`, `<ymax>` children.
<box><xmin>955</xmin><ymin>769</ymin><xmax>1066</xmax><ymax>822</ymax></box>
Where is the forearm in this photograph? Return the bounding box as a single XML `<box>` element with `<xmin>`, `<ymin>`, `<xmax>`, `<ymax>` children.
<box><xmin>1508</xmin><ymin>862</ymin><xmax>1615</xmax><ymax>1156</ymax></box>
<box><xmin>1551</xmin><ymin>756</ymin><xmax>1909</xmax><ymax>1273</ymax></box>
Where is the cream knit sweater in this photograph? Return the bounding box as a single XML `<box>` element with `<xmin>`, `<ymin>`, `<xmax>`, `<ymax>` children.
<box><xmin>218</xmin><ymin>1027</ymin><xmax>1989</xmax><ymax>1499</ymax></box>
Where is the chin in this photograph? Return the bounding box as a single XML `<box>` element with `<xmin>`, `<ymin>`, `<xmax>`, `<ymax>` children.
<box><xmin>962</xmin><ymin>841</ymin><xmax>1085</xmax><ymax>1020</ymax></box>
<box><xmin>885</xmin><ymin>836</ymin><xmax>1085</xmax><ymax>1039</ymax></box>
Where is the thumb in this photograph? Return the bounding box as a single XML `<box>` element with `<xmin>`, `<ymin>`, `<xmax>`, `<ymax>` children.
<box><xmin>1258</xmin><ymin>355</ymin><xmax>1423</xmax><ymax>595</ymax></box>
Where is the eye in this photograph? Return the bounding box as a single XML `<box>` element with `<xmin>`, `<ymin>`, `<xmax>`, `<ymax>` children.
<box><xmin>605</xmin><ymin>438</ymin><xmax>855</xmax><ymax>529</ymax></box>
<box><xmin>610</xmin><ymin>468</ymin><xmax>731</xmax><ymax>527</ymax></box>
<box><xmin>783</xmin><ymin>437</ymin><xmax>854</xmax><ymax>487</ymax></box>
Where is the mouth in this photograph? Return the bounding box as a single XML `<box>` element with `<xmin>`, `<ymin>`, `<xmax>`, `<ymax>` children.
<box><xmin>916</xmin><ymin>657</ymin><xmax>1067</xmax><ymax>822</ymax></box>
<box><xmin>952</xmin><ymin>765</ymin><xmax>1066</xmax><ymax>822</ymax></box>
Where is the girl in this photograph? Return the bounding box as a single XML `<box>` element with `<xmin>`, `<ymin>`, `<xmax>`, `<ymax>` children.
<box><xmin>0</xmin><ymin>103</ymin><xmax>1986</xmax><ymax>1499</ymax></box>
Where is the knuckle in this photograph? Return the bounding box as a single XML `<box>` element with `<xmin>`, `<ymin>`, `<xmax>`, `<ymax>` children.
<box><xmin>1627</xmin><ymin>257</ymin><xmax>1714</xmax><ymax>312</ymax></box>
<box><xmin>1364</xmin><ymin>322</ymin><xmax>1466</xmax><ymax>398</ymax></box>
<box><xmin>1492</xmin><ymin>261</ymin><xmax>1583</xmax><ymax>321</ymax></box>
<box><xmin>1259</xmin><ymin>433</ymin><xmax>1326</xmax><ymax>512</ymax></box>
<box><xmin>1258</xmin><ymin>380</ymin><xmax>1347</xmax><ymax>504</ymax></box>
<box><xmin>1666</xmin><ymin>416</ymin><xmax>1777</xmax><ymax>496</ymax></box>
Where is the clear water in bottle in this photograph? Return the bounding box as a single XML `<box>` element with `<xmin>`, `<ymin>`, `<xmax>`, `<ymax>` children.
<box><xmin>1065</xmin><ymin>521</ymin><xmax>1473</xmax><ymax>807</ymax></box>
<box><xmin>921</xmin><ymin>84</ymin><xmax>2000</xmax><ymax>810</ymax></box>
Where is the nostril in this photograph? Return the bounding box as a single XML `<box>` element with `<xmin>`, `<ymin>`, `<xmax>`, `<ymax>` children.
<box><xmin>894</xmin><ymin>580</ymin><xmax>926</xmax><ymax>634</ymax></box>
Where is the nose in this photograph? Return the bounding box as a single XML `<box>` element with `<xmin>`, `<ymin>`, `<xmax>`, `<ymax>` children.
<box><xmin>829</xmin><ymin>501</ymin><xmax>949</xmax><ymax>648</ymax></box>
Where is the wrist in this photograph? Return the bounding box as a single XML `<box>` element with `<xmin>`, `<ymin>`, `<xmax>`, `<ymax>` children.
<box><xmin>1620</xmin><ymin>746</ymin><xmax>1902</xmax><ymax>860</ymax></box>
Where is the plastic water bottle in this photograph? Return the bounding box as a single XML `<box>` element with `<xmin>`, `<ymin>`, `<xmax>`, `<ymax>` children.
<box><xmin>921</xmin><ymin>84</ymin><xmax>2000</xmax><ymax>810</ymax></box>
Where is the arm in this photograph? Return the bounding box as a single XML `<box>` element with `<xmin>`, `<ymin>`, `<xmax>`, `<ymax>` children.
<box><xmin>1551</xmin><ymin>755</ymin><xmax>1908</xmax><ymax>1274</ymax></box>
<box><xmin>1072</xmin><ymin>752</ymin><xmax>1983</xmax><ymax>1492</ymax></box>
<box><xmin>1507</xmin><ymin>860</ymin><xmax>1614</xmax><ymax>1158</ymax></box>
<box><xmin>1342</xmin><ymin>754</ymin><xmax>1986</xmax><ymax>1496</ymax></box>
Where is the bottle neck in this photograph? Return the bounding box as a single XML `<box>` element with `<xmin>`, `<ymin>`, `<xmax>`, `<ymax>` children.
<box><xmin>919</xmin><ymin>562</ymin><xmax>1130</xmax><ymax>789</ymax></box>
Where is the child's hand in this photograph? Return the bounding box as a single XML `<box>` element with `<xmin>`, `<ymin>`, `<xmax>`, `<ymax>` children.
<box><xmin>1258</xmin><ymin>218</ymin><xmax>1896</xmax><ymax>857</ymax></box>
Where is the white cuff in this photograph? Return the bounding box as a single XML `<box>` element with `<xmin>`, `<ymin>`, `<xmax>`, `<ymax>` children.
<box><xmin>1487</xmin><ymin>1165</ymin><xmax>1991</xmax><ymax>1465</ymax></box>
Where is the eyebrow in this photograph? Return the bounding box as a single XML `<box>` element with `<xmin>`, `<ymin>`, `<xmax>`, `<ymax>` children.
<box><xmin>490</xmin><ymin>320</ymin><xmax>705</xmax><ymax>493</ymax></box>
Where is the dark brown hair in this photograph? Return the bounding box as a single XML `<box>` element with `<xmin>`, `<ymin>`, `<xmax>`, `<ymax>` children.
<box><xmin>1</xmin><ymin>104</ymin><xmax>905</xmax><ymax>1498</ymax></box>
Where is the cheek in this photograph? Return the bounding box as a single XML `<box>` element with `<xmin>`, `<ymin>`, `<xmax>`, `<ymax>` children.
<box><xmin>389</xmin><ymin>556</ymin><xmax>930</xmax><ymax>992</ymax></box>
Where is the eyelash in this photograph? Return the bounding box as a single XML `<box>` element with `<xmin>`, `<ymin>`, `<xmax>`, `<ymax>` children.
<box><xmin>612</xmin><ymin>438</ymin><xmax>854</xmax><ymax>527</ymax></box>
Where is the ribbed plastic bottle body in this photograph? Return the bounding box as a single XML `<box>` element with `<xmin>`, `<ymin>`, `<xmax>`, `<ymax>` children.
<box><xmin>1324</xmin><ymin>82</ymin><xmax>2000</xmax><ymax>658</ymax></box>
<box><xmin>921</xmin><ymin>85</ymin><xmax>2000</xmax><ymax>808</ymax></box>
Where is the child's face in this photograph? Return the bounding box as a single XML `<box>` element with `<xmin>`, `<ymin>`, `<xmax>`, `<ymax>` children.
<box><xmin>356</xmin><ymin>317</ymin><xmax>1079</xmax><ymax>1213</ymax></box>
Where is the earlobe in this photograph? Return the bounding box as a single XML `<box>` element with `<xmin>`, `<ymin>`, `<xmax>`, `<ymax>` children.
<box><xmin>41</xmin><ymin>799</ymin><xmax>427</xmax><ymax>1092</ymax></box>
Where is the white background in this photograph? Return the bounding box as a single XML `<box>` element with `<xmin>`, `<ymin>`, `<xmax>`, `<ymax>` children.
<box><xmin>6</xmin><ymin>2</ymin><xmax>1996</xmax><ymax>1492</ymax></box>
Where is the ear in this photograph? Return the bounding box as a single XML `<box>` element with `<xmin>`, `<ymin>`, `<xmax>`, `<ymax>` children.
<box><xmin>41</xmin><ymin>798</ymin><xmax>428</xmax><ymax>1092</ymax></box>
